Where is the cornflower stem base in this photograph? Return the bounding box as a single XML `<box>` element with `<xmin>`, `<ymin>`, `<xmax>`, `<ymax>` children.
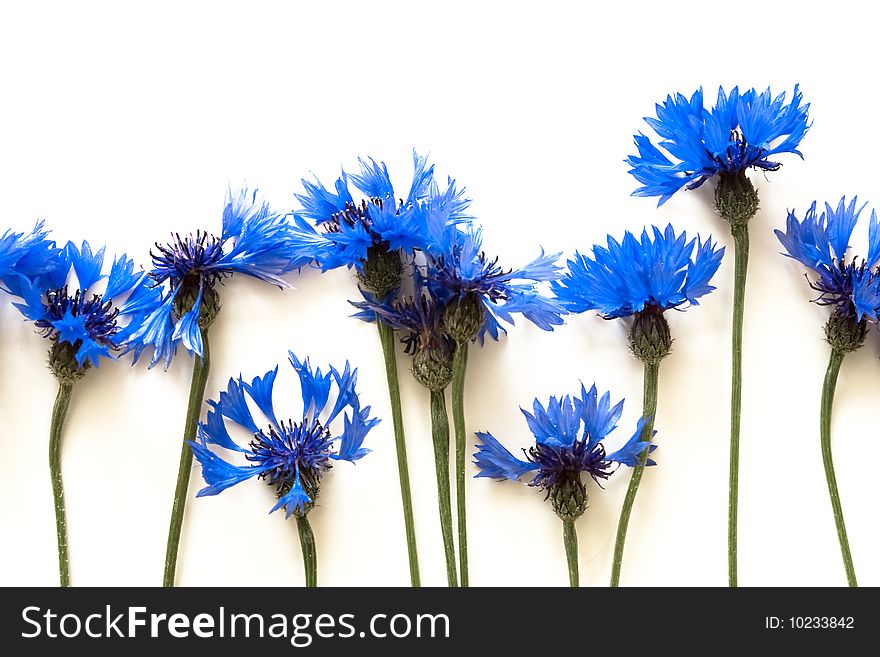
<box><xmin>610</xmin><ymin>360</ymin><xmax>659</xmax><ymax>587</ymax></box>
<box><xmin>728</xmin><ymin>223</ymin><xmax>749</xmax><ymax>588</ymax></box>
<box><xmin>820</xmin><ymin>348</ymin><xmax>857</xmax><ymax>587</ymax></box>
<box><xmin>163</xmin><ymin>329</ymin><xmax>211</xmax><ymax>587</ymax></box>
<box><xmin>296</xmin><ymin>515</ymin><xmax>318</xmax><ymax>588</ymax></box>
<box><xmin>430</xmin><ymin>389</ymin><xmax>458</xmax><ymax>587</ymax></box>
<box><xmin>562</xmin><ymin>518</ymin><xmax>579</xmax><ymax>587</ymax></box>
<box><xmin>451</xmin><ymin>343</ymin><xmax>470</xmax><ymax>587</ymax></box>
<box><xmin>376</xmin><ymin>320</ymin><xmax>421</xmax><ymax>587</ymax></box>
<box><xmin>49</xmin><ymin>379</ymin><xmax>75</xmax><ymax>587</ymax></box>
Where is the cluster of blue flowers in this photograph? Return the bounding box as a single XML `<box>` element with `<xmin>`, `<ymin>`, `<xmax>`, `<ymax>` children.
<box><xmin>293</xmin><ymin>151</ymin><xmax>566</xmax><ymax>346</ymax></box>
<box><xmin>14</xmin><ymin>77</ymin><xmax>880</xmax><ymax>587</ymax></box>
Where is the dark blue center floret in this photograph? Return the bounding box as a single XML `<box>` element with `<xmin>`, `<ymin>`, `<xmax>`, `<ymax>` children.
<box><xmin>808</xmin><ymin>258</ymin><xmax>871</xmax><ymax>316</ymax></box>
<box><xmin>150</xmin><ymin>231</ymin><xmax>226</xmax><ymax>289</ymax></box>
<box><xmin>433</xmin><ymin>246</ymin><xmax>512</xmax><ymax>302</ymax></box>
<box><xmin>528</xmin><ymin>441</ymin><xmax>611</xmax><ymax>491</ymax></box>
<box><xmin>37</xmin><ymin>286</ymin><xmax>119</xmax><ymax>350</ymax></box>
<box><xmin>249</xmin><ymin>419</ymin><xmax>335</xmax><ymax>497</ymax></box>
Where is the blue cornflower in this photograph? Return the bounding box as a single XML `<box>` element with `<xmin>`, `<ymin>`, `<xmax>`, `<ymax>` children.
<box><xmin>190</xmin><ymin>352</ymin><xmax>378</xmax><ymax>518</ymax></box>
<box><xmin>776</xmin><ymin>196</ymin><xmax>880</xmax><ymax>325</ymax></box>
<box><xmin>0</xmin><ymin>222</ymin><xmax>60</xmax><ymax>287</ymax></box>
<box><xmin>130</xmin><ymin>188</ymin><xmax>306</xmax><ymax>368</ymax></box>
<box><xmin>627</xmin><ymin>86</ymin><xmax>810</xmax><ymax>205</ymax></box>
<box><xmin>425</xmin><ymin>225</ymin><xmax>565</xmax><ymax>342</ymax></box>
<box><xmin>474</xmin><ymin>384</ymin><xmax>654</xmax><ymax>519</ymax></box>
<box><xmin>5</xmin><ymin>240</ymin><xmax>156</xmax><ymax>370</ymax></box>
<box><xmin>351</xmin><ymin>270</ymin><xmax>457</xmax><ymax>391</ymax></box>
<box><xmin>290</xmin><ymin>151</ymin><xmax>470</xmax><ymax>295</ymax></box>
<box><xmin>552</xmin><ymin>224</ymin><xmax>724</xmax><ymax>319</ymax></box>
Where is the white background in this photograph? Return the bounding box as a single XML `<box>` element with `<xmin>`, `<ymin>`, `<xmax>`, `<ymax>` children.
<box><xmin>1</xmin><ymin>1</ymin><xmax>878</xmax><ymax>587</ymax></box>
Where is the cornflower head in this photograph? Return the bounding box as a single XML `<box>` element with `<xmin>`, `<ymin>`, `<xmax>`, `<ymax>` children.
<box><xmin>290</xmin><ymin>150</ymin><xmax>470</xmax><ymax>297</ymax></box>
<box><xmin>474</xmin><ymin>384</ymin><xmax>654</xmax><ymax>522</ymax></box>
<box><xmin>351</xmin><ymin>269</ymin><xmax>456</xmax><ymax>391</ymax></box>
<box><xmin>0</xmin><ymin>221</ymin><xmax>60</xmax><ymax>288</ymax></box>
<box><xmin>627</xmin><ymin>85</ymin><xmax>810</xmax><ymax>227</ymax></box>
<box><xmin>424</xmin><ymin>223</ymin><xmax>565</xmax><ymax>344</ymax></box>
<box><xmin>6</xmin><ymin>240</ymin><xmax>156</xmax><ymax>378</ymax></box>
<box><xmin>776</xmin><ymin>196</ymin><xmax>880</xmax><ymax>352</ymax></box>
<box><xmin>552</xmin><ymin>224</ymin><xmax>724</xmax><ymax>364</ymax></box>
<box><xmin>190</xmin><ymin>352</ymin><xmax>378</xmax><ymax>518</ymax></box>
<box><xmin>131</xmin><ymin>188</ymin><xmax>306</xmax><ymax>369</ymax></box>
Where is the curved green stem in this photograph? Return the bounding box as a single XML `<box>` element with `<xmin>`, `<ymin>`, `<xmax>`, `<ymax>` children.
<box><xmin>296</xmin><ymin>515</ymin><xmax>318</xmax><ymax>588</ymax></box>
<box><xmin>563</xmin><ymin>518</ymin><xmax>579</xmax><ymax>587</ymax></box>
<box><xmin>49</xmin><ymin>380</ymin><xmax>75</xmax><ymax>587</ymax></box>
<box><xmin>451</xmin><ymin>343</ymin><xmax>469</xmax><ymax>587</ymax></box>
<box><xmin>163</xmin><ymin>329</ymin><xmax>211</xmax><ymax>587</ymax></box>
<box><xmin>610</xmin><ymin>360</ymin><xmax>659</xmax><ymax>587</ymax></box>
<box><xmin>430</xmin><ymin>389</ymin><xmax>458</xmax><ymax>586</ymax></box>
<box><xmin>820</xmin><ymin>348</ymin><xmax>857</xmax><ymax>587</ymax></box>
<box><xmin>728</xmin><ymin>224</ymin><xmax>749</xmax><ymax>588</ymax></box>
<box><xmin>376</xmin><ymin>320</ymin><xmax>421</xmax><ymax>587</ymax></box>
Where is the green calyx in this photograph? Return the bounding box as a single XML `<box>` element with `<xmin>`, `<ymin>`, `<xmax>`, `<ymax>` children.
<box><xmin>715</xmin><ymin>170</ymin><xmax>759</xmax><ymax>231</ymax></box>
<box><xmin>825</xmin><ymin>310</ymin><xmax>867</xmax><ymax>354</ymax></box>
<box><xmin>628</xmin><ymin>307</ymin><xmax>673</xmax><ymax>365</ymax></box>
<box><xmin>174</xmin><ymin>276</ymin><xmax>221</xmax><ymax>330</ymax></box>
<box><xmin>412</xmin><ymin>347</ymin><xmax>454</xmax><ymax>392</ymax></box>
<box><xmin>443</xmin><ymin>294</ymin><xmax>484</xmax><ymax>344</ymax></box>
<box><xmin>551</xmin><ymin>473</ymin><xmax>588</xmax><ymax>522</ymax></box>
<box><xmin>48</xmin><ymin>341</ymin><xmax>89</xmax><ymax>383</ymax></box>
<box><xmin>358</xmin><ymin>245</ymin><xmax>404</xmax><ymax>298</ymax></box>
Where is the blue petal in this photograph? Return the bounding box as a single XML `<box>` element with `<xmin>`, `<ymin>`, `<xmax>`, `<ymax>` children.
<box><xmin>242</xmin><ymin>366</ymin><xmax>280</xmax><ymax>429</ymax></box>
<box><xmin>190</xmin><ymin>441</ymin><xmax>264</xmax><ymax>496</ymax></box>
<box><xmin>67</xmin><ymin>240</ymin><xmax>106</xmax><ymax>291</ymax></box>
<box><xmin>171</xmin><ymin>285</ymin><xmax>204</xmax><ymax>355</ymax></box>
<box><xmin>604</xmin><ymin>416</ymin><xmax>657</xmax><ymax>467</ymax></box>
<box><xmin>289</xmin><ymin>352</ymin><xmax>332</xmax><ymax>419</ymax></box>
<box><xmin>332</xmin><ymin>405</ymin><xmax>378</xmax><ymax>462</ymax></box>
<box><xmin>104</xmin><ymin>254</ymin><xmax>141</xmax><ymax>300</ymax></box>
<box><xmin>350</xmin><ymin>156</ymin><xmax>394</xmax><ymax>199</ymax></box>
<box><xmin>270</xmin><ymin>468</ymin><xmax>312</xmax><ymax>518</ymax></box>
<box><xmin>199</xmin><ymin>406</ymin><xmax>248</xmax><ymax>453</ymax></box>
<box><xmin>294</xmin><ymin>172</ymin><xmax>354</xmax><ymax>223</ymax></box>
<box><xmin>579</xmin><ymin>383</ymin><xmax>624</xmax><ymax>447</ymax></box>
<box><xmin>473</xmin><ymin>431</ymin><xmax>538</xmax><ymax>481</ymax></box>
<box><xmin>215</xmin><ymin>376</ymin><xmax>260</xmax><ymax>434</ymax></box>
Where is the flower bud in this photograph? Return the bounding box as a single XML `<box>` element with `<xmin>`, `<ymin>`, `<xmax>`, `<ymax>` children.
<box><xmin>48</xmin><ymin>341</ymin><xmax>90</xmax><ymax>383</ymax></box>
<box><xmin>825</xmin><ymin>310</ymin><xmax>867</xmax><ymax>354</ymax></box>
<box><xmin>358</xmin><ymin>245</ymin><xmax>403</xmax><ymax>298</ymax></box>
<box><xmin>443</xmin><ymin>294</ymin><xmax>484</xmax><ymax>344</ymax></box>
<box><xmin>715</xmin><ymin>170</ymin><xmax>759</xmax><ymax>230</ymax></box>
<box><xmin>412</xmin><ymin>347</ymin><xmax>454</xmax><ymax>392</ymax></box>
<box><xmin>550</xmin><ymin>473</ymin><xmax>588</xmax><ymax>522</ymax></box>
<box><xmin>628</xmin><ymin>307</ymin><xmax>673</xmax><ymax>365</ymax></box>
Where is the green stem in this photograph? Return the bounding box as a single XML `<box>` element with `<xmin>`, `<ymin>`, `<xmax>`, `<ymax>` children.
<box><xmin>728</xmin><ymin>224</ymin><xmax>749</xmax><ymax>588</ymax></box>
<box><xmin>451</xmin><ymin>342</ymin><xmax>469</xmax><ymax>587</ymax></box>
<box><xmin>163</xmin><ymin>329</ymin><xmax>211</xmax><ymax>587</ymax></box>
<box><xmin>296</xmin><ymin>515</ymin><xmax>318</xmax><ymax>587</ymax></box>
<box><xmin>49</xmin><ymin>379</ymin><xmax>75</xmax><ymax>587</ymax></box>
<box><xmin>563</xmin><ymin>518</ymin><xmax>579</xmax><ymax>587</ymax></box>
<box><xmin>376</xmin><ymin>320</ymin><xmax>421</xmax><ymax>587</ymax></box>
<box><xmin>610</xmin><ymin>360</ymin><xmax>659</xmax><ymax>587</ymax></box>
<box><xmin>430</xmin><ymin>389</ymin><xmax>458</xmax><ymax>586</ymax></box>
<box><xmin>820</xmin><ymin>348</ymin><xmax>857</xmax><ymax>587</ymax></box>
